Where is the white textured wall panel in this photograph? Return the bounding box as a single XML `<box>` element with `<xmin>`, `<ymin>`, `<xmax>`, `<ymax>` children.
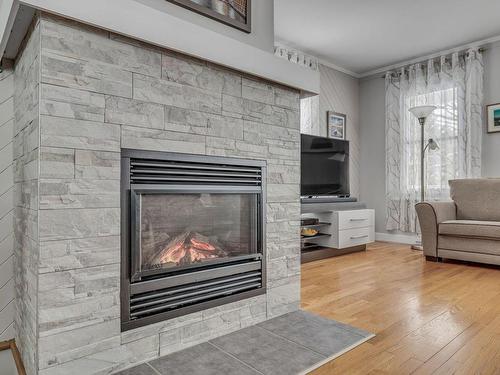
<box><xmin>0</xmin><ymin>66</ymin><xmax>14</xmax><ymax>340</ymax></box>
<box><xmin>300</xmin><ymin>64</ymin><xmax>360</xmax><ymax>198</ymax></box>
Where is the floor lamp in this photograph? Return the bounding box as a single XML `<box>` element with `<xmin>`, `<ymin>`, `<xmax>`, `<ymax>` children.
<box><xmin>408</xmin><ymin>105</ymin><xmax>438</xmax><ymax>250</ymax></box>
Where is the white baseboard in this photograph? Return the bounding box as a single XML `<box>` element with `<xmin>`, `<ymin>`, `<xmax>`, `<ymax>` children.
<box><xmin>375</xmin><ymin>232</ymin><xmax>416</xmax><ymax>245</ymax></box>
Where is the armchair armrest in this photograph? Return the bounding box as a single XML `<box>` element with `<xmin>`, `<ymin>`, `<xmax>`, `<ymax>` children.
<box><xmin>415</xmin><ymin>201</ymin><xmax>456</xmax><ymax>257</ymax></box>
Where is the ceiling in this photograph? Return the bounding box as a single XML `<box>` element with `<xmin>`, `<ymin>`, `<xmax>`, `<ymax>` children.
<box><xmin>274</xmin><ymin>0</ymin><xmax>500</xmax><ymax>76</ymax></box>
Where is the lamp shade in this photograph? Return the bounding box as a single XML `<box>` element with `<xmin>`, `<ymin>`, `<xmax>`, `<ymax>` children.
<box><xmin>408</xmin><ymin>105</ymin><xmax>437</xmax><ymax>119</ymax></box>
<box><xmin>427</xmin><ymin>138</ymin><xmax>439</xmax><ymax>150</ymax></box>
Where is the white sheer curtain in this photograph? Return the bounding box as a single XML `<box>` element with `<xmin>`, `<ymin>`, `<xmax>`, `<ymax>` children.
<box><xmin>385</xmin><ymin>49</ymin><xmax>484</xmax><ymax>232</ymax></box>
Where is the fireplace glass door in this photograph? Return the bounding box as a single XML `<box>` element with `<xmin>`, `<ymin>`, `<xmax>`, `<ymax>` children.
<box><xmin>131</xmin><ymin>189</ymin><xmax>261</xmax><ymax>280</ymax></box>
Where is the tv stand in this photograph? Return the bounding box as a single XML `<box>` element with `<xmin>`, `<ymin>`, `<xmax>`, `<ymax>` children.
<box><xmin>300</xmin><ymin>202</ymin><xmax>375</xmax><ymax>263</ymax></box>
<box><xmin>301</xmin><ymin>196</ymin><xmax>358</xmax><ymax>204</ymax></box>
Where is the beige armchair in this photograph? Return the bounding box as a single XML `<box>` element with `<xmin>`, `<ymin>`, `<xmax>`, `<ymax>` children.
<box><xmin>415</xmin><ymin>179</ymin><xmax>500</xmax><ymax>266</ymax></box>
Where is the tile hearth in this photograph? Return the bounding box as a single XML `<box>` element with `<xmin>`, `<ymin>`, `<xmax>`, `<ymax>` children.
<box><xmin>116</xmin><ymin>311</ymin><xmax>374</xmax><ymax>375</ymax></box>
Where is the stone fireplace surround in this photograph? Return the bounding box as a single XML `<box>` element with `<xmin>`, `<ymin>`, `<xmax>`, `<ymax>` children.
<box><xmin>13</xmin><ymin>12</ymin><xmax>301</xmax><ymax>375</ymax></box>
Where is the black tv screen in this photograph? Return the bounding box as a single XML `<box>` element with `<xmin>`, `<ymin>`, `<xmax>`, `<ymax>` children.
<box><xmin>301</xmin><ymin>134</ymin><xmax>350</xmax><ymax>197</ymax></box>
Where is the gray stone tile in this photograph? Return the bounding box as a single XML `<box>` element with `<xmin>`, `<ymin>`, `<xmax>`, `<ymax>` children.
<box><xmin>266</xmin><ymin>277</ymin><xmax>301</xmax><ymax>318</ymax></box>
<box><xmin>88</xmin><ymin>335</ymin><xmax>159</xmax><ymax>374</ymax></box>
<box><xmin>213</xmin><ymin>66</ymin><xmax>242</xmax><ymax>97</ymax></box>
<box><xmin>267</xmin><ymin>239</ymin><xmax>300</xmax><ymax>259</ymax></box>
<box><xmin>267</xmin><ymin>163</ymin><xmax>300</xmax><ymax>184</ymax></box>
<box><xmin>114</xmin><ymin>363</ymin><xmax>158</xmax><ymax>375</ymax></box>
<box><xmin>258</xmin><ymin>311</ymin><xmax>371</xmax><ymax>357</ymax></box>
<box><xmin>74</xmin><ymin>150</ymin><xmax>120</xmax><ymax>180</ymax></box>
<box><xmin>242</xmin><ymin>78</ymin><xmax>274</xmax><ymax>105</ymax></box>
<box><xmin>162</xmin><ymin>52</ymin><xmax>242</xmax><ymax>96</ymax></box>
<box><xmin>40</xmin><ymin>115</ymin><xmax>120</xmax><ymax>152</ymax></box>
<box><xmin>274</xmin><ymin>86</ymin><xmax>300</xmax><ymax>110</ymax></box>
<box><xmin>222</xmin><ymin>94</ymin><xmax>299</xmax><ymax>128</ymax></box>
<box><xmin>105</xmin><ymin>96</ymin><xmax>164</xmax><ymax>129</ymax></box>
<box><xmin>210</xmin><ymin>326</ymin><xmax>324</xmax><ymax>375</ymax></box>
<box><xmin>267</xmin><ymin>202</ymin><xmax>301</xmax><ymax>223</ymax></box>
<box><xmin>39</xmin><ymin>208</ymin><xmax>120</xmax><ymax>241</ymax></box>
<box><xmin>39</xmin><ymin>236</ymin><xmax>120</xmax><ymax>273</ymax></box>
<box><xmin>267</xmin><ymin>183</ymin><xmax>300</xmax><ymax>203</ymax></box>
<box><xmin>14</xmin><ymin>179</ymin><xmax>38</xmax><ymax>210</ymax></box>
<box><xmin>40</xmin><ymin>84</ymin><xmax>105</xmax><ymax>122</ymax></box>
<box><xmin>244</xmin><ymin>120</ymin><xmax>300</xmax><ymax>144</ymax></box>
<box><xmin>164</xmin><ymin>106</ymin><xmax>244</xmax><ymax>139</ymax></box>
<box><xmin>42</xmin><ymin>16</ymin><xmax>161</xmax><ymax>77</ymax></box>
<box><xmin>38</xmin><ymin>318</ymin><xmax>120</xmax><ymax>369</ymax></box>
<box><xmin>150</xmin><ymin>342</ymin><xmax>259</xmax><ymax>375</ymax></box>
<box><xmin>122</xmin><ymin>125</ymin><xmax>206</xmax><ymax>154</ymax></box>
<box><xmin>133</xmin><ymin>73</ymin><xmax>222</xmax><ymax>114</ymax></box>
<box><xmin>39</xmin><ymin>179</ymin><xmax>119</xmax><ymax>209</ymax></box>
<box><xmin>205</xmin><ymin>136</ymin><xmax>236</xmax><ymax>151</ymax></box>
<box><xmin>41</xmin><ymin>51</ymin><xmax>133</xmax><ymax>98</ymax></box>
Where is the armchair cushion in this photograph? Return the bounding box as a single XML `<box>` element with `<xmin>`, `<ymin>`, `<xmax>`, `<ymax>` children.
<box><xmin>439</xmin><ymin>220</ymin><xmax>500</xmax><ymax>240</ymax></box>
<box><xmin>449</xmin><ymin>178</ymin><xmax>500</xmax><ymax>221</ymax></box>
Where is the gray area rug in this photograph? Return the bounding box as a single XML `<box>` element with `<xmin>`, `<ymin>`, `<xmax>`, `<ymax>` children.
<box><xmin>116</xmin><ymin>310</ymin><xmax>374</xmax><ymax>375</ymax></box>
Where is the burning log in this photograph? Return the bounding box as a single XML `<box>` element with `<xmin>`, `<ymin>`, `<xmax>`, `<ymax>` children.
<box><xmin>145</xmin><ymin>232</ymin><xmax>227</xmax><ymax>268</ymax></box>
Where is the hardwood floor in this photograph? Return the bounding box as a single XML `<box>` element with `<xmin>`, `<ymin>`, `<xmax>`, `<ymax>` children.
<box><xmin>302</xmin><ymin>241</ymin><xmax>500</xmax><ymax>374</ymax></box>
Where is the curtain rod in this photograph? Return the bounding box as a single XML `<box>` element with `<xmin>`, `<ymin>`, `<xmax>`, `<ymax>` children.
<box><xmin>381</xmin><ymin>47</ymin><xmax>485</xmax><ymax>78</ymax></box>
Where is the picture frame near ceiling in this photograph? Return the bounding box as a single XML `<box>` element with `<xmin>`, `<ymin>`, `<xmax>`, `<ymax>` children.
<box><xmin>327</xmin><ymin>111</ymin><xmax>347</xmax><ymax>140</ymax></box>
<box><xmin>166</xmin><ymin>0</ymin><xmax>251</xmax><ymax>33</ymax></box>
<box><xmin>487</xmin><ymin>103</ymin><xmax>500</xmax><ymax>133</ymax></box>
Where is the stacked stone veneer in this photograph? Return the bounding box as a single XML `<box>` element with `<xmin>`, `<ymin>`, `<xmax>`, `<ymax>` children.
<box><xmin>13</xmin><ymin>13</ymin><xmax>301</xmax><ymax>375</ymax></box>
<box><xmin>13</xmin><ymin>17</ymin><xmax>41</xmax><ymax>375</ymax></box>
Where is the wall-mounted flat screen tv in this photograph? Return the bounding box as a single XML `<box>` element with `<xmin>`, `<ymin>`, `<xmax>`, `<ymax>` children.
<box><xmin>301</xmin><ymin>134</ymin><xmax>350</xmax><ymax>197</ymax></box>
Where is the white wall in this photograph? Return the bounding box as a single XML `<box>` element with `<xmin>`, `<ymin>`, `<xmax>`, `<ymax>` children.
<box><xmin>135</xmin><ymin>0</ymin><xmax>274</xmax><ymax>53</ymax></box>
<box><xmin>359</xmin><ymin>43</ymin><xmax>500</xmax><ymax>235</ymax></box>
<box><xmin>482</xmin><ymin>42</ymin><xmax>500</xmax><ymax>177</ymax></box>
<box><xmin>301</xmin><ymin>64</ymin><xmax>361</xmax><ymax>198</ymax></box>
<box><xmin>0</xmin><ymin>62</ymin><xmax>14</xmax><ymax>340</ymax></box>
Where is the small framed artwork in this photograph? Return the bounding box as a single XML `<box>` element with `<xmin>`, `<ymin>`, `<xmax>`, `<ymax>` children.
<box><xmin>487</xmin><ymin>103</ymin><xmax>500</xmax><ymax>133</ymax></box>
<box><xmin>166</xmin><ymin>0</ymin><xmax>251</xmax><ymax>33</ymax></box>
<box><xmin>327</xmin><ymin>111</ymin><xmax>346</xmax><ymax>140</ymax></box>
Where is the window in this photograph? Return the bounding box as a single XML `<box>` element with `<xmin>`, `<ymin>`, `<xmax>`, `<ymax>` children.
<box><xmin>403</xmin><ymin>86</ymin><xmax>459</xmax><ymax>200</ymax></box>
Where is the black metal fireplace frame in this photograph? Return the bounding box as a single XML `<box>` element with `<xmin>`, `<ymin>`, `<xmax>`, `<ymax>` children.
<box><xmin>120</xmin><ymin>149</ymin><xmax>267</xmax><ymax>331</ymax></box>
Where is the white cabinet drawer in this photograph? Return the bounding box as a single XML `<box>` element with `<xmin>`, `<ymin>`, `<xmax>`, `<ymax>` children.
<box><xmin>337</xmin><ymin>209</ymin><xmax>374</xmax><ymax>230</ymax></box>
<box><xmin>338</xmin><ymin>227</ymin><xmax>374</xmax><ymax>248</ymax></box>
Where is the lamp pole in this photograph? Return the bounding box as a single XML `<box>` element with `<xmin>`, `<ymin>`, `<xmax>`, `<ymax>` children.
<box><xmin>408</xmin><ymin>105</ymin><xmax>438</xmax><ymax>251</ymax></box>
<box><xmin>418</xmin><ymin>116</ymin><xmax>426</xmax><ymax>202</ymax></box>
<box><xmin>408</xmin><ymin>105</ymin><xmax>437</xmax><ymax>203</ymax></box>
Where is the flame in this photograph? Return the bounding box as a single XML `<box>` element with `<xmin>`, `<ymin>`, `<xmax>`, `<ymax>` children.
<box><xmin>147</xmin><ymin>232</ymin><xmax>225</xmax><ymax>267</ymax></box>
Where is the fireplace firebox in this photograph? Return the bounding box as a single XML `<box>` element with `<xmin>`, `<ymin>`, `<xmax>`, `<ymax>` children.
<box><xmin>121</xmin><ymin>149</ymin><xmax>266</xmax><ymax>331</ymax></box>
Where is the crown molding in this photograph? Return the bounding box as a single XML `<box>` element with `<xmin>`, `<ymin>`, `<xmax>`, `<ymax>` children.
<box><xmin>276</xmin><ymin>33</ymin><xmax>500</xmax><ymax>81</ymax></box>
<box><xmin>274</xmin><ymin>39</ymin><xmax>361</xmax><ymax>79</ymax></box>
<box><xmin>315</xmin><ymin>57</ymin><xmax>361</xmax><ymax>79</ymax></box>
<box><xmin>358</xmin><ymin>33</ymin><xmax>500</xmax><ymax>79</ymax></box>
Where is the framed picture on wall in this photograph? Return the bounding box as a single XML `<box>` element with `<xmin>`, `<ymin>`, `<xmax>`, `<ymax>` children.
<box><xmin>166</xmin><ymin>0</ymin><xmax>251</xmax><ymax>33</ymax></box>
<box><xmin>487</xmin><ymin>103</ymin><xmax>500</xmax><ymax>133</ymax></box>
<box><xmin>327</xmin><ymin>111</ymin><xmax>346</xmax><ymax>140</ymax></box>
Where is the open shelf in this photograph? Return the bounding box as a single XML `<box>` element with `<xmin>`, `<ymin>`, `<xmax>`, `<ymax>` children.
<box><xmin>300</xmin><ymin>222</ymin><xmax>331</xmax><ymax>229</ymax></box>
<box><xmin>300</xmin><ymin>233</ymin><xmax>331</xmax><ymax>242</ymax></box>
<box><xmin>301</xmin><ymin>243</ymin><xmax>324</xmax><ymax>251</ymax></box>
<box><xmin>301</xmin><ymin>210</ymin><xmax>334</xmax><ymax>215</ymax></box>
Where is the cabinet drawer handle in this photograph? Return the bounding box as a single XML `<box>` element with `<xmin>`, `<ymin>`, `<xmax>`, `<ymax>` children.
<box><xmin>350</xmin><ymin>235</ymin><xmax>369</xmax><ymax>239</ymax></box>
<box><xmin>350</xmin><ymin>218</ymin><xmax>367</xmax><ymax>222</ymax></box>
